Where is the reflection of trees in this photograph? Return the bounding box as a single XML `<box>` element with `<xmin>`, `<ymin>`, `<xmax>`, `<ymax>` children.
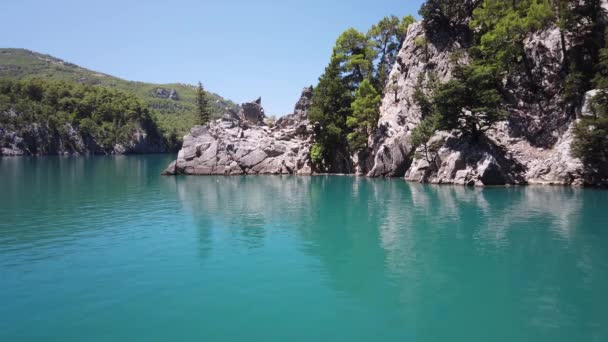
<box><xmin>174</xmin><ymin>176</ymin><xmax>315</xmax><ymax>251</ymax></box>
<box><xmin>173</xmin><ymin>175</ymin><xmax>608</xmax><ymax>340</ymax></box>
<box><xmin>386</xmin><ymin>184</ymin><xmax>605</xmax><ymax>340</ymax></box>
<box><xmin>295</xmin><ymin>177</ymin><xmax>401</xmax><ymax>311</ymax></box>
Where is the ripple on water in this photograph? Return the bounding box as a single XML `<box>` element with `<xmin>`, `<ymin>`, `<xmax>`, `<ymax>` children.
<box><xmin>1</xmin><ymin>156</ymin><xmax>608</xmax><ymax>342</ymax></box>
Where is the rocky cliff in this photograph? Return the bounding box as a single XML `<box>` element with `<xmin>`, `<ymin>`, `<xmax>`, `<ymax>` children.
<box><xmin>164</xmin><ymin>4</ymin><xmax>607</xmax><ymax>187</ymax></box>
<box><xmin>367</xmin><ymin>18</ymin><xmax>600</xmax><ymax>186</ymax></box>
<box><xmin>0</xmin><ymin>119</ymin><xmax>166</xmax><ymax>156</ymax></box>
<box><xmin>163</xmin><ymin>88</ymin><xmax>314</xmax><ymax>175</ymax></box>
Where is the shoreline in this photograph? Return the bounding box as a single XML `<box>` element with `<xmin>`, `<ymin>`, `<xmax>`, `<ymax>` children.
<box><xmin>162</xmin><ymin>170</ymin><xmax>608</xmax><ymax>189</ymax></box>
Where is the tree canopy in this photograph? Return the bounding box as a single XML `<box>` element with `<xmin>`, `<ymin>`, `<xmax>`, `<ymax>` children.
<box><xmin>196</xmin><ymin>82</ymin><xmax>211</xmax><ymax>125</ymax></box>
<box><xmin>419</xmin><ymin>0</ymin><xmax>480</xmax><ymax>32</ymax></box>
<box><xmin>347</xmin><ymin>79</ymin><xmax>381</xmax><ymax>150</ymax></box>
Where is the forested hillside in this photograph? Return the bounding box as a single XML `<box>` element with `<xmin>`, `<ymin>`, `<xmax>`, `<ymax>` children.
<box><xmin>0</xmin><ymin>78</ymin><xmax>166</xmax><ymax>155</ymax></box>
<box><xmin>0</xmin><ymin>48</ymin><xmax>238</xmax><ymax>139</ymax></box>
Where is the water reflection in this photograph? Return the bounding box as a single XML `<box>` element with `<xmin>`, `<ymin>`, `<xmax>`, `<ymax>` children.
<box><xmin>0</xmin><ymin>155</ymin><xmax>176</xmax><ymax>261</ymax></box>
<box><xmin>2</xmin><ymin>155</ymin><xmax>607</xmax><ymax>341</ymax></box>
<box><xmin>173</xmin><ymin>176</ymin><xmax>315</xmax><ymax>250</ymax></box>
<box><xmin>172</xmin><ymin>176</ymin><xmax>608</xmax><ymax>340</ymax></box>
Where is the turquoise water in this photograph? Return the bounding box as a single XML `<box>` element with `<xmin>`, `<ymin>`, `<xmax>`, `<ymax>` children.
<box><xmin>1</xmin><ymin>155</ymin><xmax>607</xmax><ymax>341</ymax></box>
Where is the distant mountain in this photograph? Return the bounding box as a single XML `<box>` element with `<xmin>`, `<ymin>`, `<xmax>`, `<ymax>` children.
<box><xmin>0</xmin><ymin>48</ymin><xmax>238</xmax><ymax>137</ymax></box>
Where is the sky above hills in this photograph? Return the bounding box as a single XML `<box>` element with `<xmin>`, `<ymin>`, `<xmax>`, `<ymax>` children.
<box><xmin>0</xmin><ymin>0</ymin><xmax>424</xmax><ymax>116</ymax></box>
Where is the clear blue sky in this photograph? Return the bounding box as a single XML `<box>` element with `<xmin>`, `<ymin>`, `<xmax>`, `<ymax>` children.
<box><xmin>0</xmin><ymin>0</ymin><xmax>423</xmax><ymax>115</ymax></box>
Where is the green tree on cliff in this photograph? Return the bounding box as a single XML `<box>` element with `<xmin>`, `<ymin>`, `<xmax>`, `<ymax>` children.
<box><xmin>556</xmin><ymin>0</ymin><xmax>606</xmax><ymax>109</ymax></box>
<box><xmin>572</xmin><ymin>91</ymin><xmax>608</xmax><ymax>175</ymax></box>
<box><xmin>367</xmin><ymin>15</ymin><xmax>415</xmax><ymax>90</ymax></box>
<box><xmin>196</xmin><ymin>82</ymin><xmax>211</xmax><ymax>125</ymax></box>
<box><xmin>309</xmin><ymin>53</ymin><xmax>353</xmax><ymax>167</ymax></box>
<box><xmin>347</xmin><ymin>79</ymin><xmax>381</xmax><ymax>150</ymax></box>
<box><xmin>470</xmin><ymin>0</ymin><xmax>555</xmax><ymax>75</ymax></box>
<box><xmin>419</xmin><ymin>0</ymin><xmax>479</xmax><ymax>31</ymax></box>
<box><xmin>432</xmin><ymin>63</ymin><xmax>505</xmax><ymax>140</ymax></box>
<box><xmin>572</xmin><ymin>28</ymin><xmax>608</xmax><ymax>177</ymax></box>
<box><xmin>410</xmin><ymin>113</ymin><xmax>443</xmax><ymax>167</ymax></box>
<box><xmin>334</xmin><ymin>28</ymin><xmax>377</xmax><ymax>89</ymax></box>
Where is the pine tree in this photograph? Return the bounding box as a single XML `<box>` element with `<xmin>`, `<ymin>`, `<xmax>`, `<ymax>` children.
<box><xmin>433</xmin><ymin>62</ymin><xmax>505</xmax><ymax>140</ymax></box>
<box><xmin>572</xmin><ymin>91</ymin><xmax>608</xmax><ymax>176</ymax></box>
<box><xmin>470</xmin><ymin>0</ymin><xmax>555</xmax><ymax>75</ymax></box>
<box><xmin>367</xmin><ymin>16</ymin><xmax>415</xmax><ymax>90</ymax></box>
<box><xmin>558</xmin><ymin>0</ymin><xmax>606</xmax><ymax>109</ymax></box>
<box><xmin>309</xmin><ymin>53</ymin><xmax>353</xmax><ymax>167</ymax></box>
<box><xmin>196</xmin><ymin>82</ymin><xmax>211</xmax><ymax>125</ymax></box>
<box><xmin>419</xmin><ymin>0</ymin><xmax>480</xmax><ymax>32</ymax></box>
<box><xmin>410</xmin><ymin>113</ymin><xmax>443</xmax><ymax>167</ymax></box>
<box><xmin>347</xmin><ymin>79</ymin><xmax>381</xmax><ymax>150</ymax></box>
<box><xmin>334</xmin><ymin>28</ymin><xmax>377</xmax><ymax>89</ymax></box>
<box><xmin>572</xmin><ymin>28</ymin><xmax>608</xmax><ymax>178</ymax></box>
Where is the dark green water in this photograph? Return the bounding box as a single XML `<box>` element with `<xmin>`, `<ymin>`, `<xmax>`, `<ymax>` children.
<box><xmin>1</xmin><ymin>155</ymin><xmax>607</xmax><ymax>341</ymax></box>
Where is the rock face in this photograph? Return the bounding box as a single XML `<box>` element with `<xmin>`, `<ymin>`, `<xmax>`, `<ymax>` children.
<box><xmin>163</xmin><ymin>89</ymin><xmax>314</xmax><ymax>176</ymax></box>
<box><xmin>154</xmin><ymin>88</ymin><xmax>179</xmax><ymax>101</ymax></box>
<box><xmin>367</xmin><ymin>22</ymin><xmax>468</xmax><ymax>177</ymax></box>
<box><xmin>275</xmin><ymin>86</ymin><xmax>313</xmax><ymax>128</ymax></box>
<box><xmin>239</xmin><ymin>97</ymin><xmax>266</xmax><ymax>125</ymax></box>
<box><xmin>0</xmin><ymin>116</ymin><xmax>166</xmax><ymax>156</ymax></box>
<box><xmin>368</xmin><ymin>18</ymin><xmax>596</xmax><ymax>186</ymax></box>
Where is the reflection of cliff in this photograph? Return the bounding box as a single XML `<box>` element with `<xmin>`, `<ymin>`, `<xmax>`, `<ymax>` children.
<box><xmin>295</xmin><ymin>177</ymin><xmax>402</xmax><ymax>311</ymax></box>
<box><xmin>172</xmin><ymin>176</ymin><xmax>607</xmax><ymax>340</ymax></box>
<box><xmin>174</xmin><ymin>176</ymin><xmax>315</xmax><ymax>250</ymax></box>
<box><xmin>173</xmin><ymin>175</ymin><xmax>401</xmax><ymax>309</ymax></box>
<box><xmin>377</xmin><ymin>184</ymin><xmax>604</xmax><ymax>340</ymax></box>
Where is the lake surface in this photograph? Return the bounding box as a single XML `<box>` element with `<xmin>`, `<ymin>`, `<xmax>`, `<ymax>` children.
<box><xmin>1</xmin><ymin>155</ymin><xmax>607</xmax><ymax>341</ymax></box>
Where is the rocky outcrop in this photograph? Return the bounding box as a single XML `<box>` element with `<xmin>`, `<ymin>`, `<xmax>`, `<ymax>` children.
<box><xmin>154</xmin><ymin>88</ymin><xmax>179</xmax><ymax>101</ymax></box>
<box><xmin>275</xmin><ymin>86</ymin><xmax>313</xmax><ymax>128</ymax></box>
<box><xmin>163</xmin><ymin>89</ymin><xmax>314</xmax><ymax>176</ymax></box>
<box><xmin>239</xmin><ymin>97</ymin><xmax>266</xmax><ymax>125</ymax></box>
<box><xmin>368</xmin><ymin>17</ymin><xmax>598</xmax><ymax>186</ymax></box>
<box><xmin>367</xmin><ymin>22</ymin><xmax>468</xmax><ymax>177</ymax></box>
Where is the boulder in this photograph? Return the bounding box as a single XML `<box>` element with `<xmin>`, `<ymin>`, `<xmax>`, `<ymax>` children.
<box><xmin>477</xmin><ymin>158</ymin><xmax>507</xmax><ymax>186</ymax></box>
<box><xmin>239</xmin><ymin>98</ymin><xmax>266</xmax><ymax>125</ymax></box>
<box><xmin>579</xmin><ymin>90</ymin><xmax>601</xmax><ymax>118</ymax></box>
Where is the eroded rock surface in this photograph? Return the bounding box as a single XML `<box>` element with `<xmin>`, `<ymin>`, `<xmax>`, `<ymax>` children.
<box><xmin>367</xmin><ymin>22</ymin><xmax>467</xmax><ymax>177</ymax></box>
<box><xmin>369</xmin><ymin>17</ymin><xmax>597</xmax><ymax>186</ymax></box>
<box><xmin>163</xmin><ymin>89</ymin><xmax>314</xmax><ymax>176</ymax></box>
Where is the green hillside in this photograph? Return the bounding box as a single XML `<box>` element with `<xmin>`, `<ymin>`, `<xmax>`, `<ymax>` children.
<box><xmin>0</xmin><ymin>48</ymin><xmax>238</xmax><ymax>138</ymax></box>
